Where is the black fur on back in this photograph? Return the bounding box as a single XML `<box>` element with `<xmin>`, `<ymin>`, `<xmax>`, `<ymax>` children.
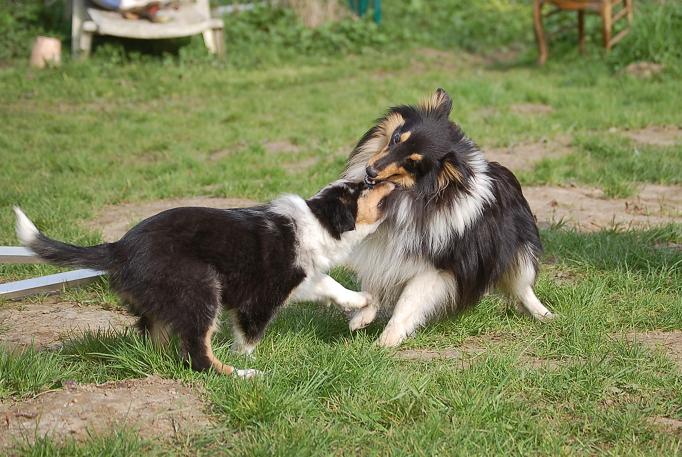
<box><xmin>430</xmin><ymin>163</ymin><xmax>541</xmax><ymax>307</ymax></box>
<box><xmin>18</xmin><ymin>180</ymin><xmax>369</xmax><ymax>373</ymax></box>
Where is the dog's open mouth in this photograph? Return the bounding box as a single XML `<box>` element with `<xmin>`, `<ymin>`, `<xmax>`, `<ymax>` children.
<box><xmin>364</xmin><ymin>174</ymin><xmax>402</xmax><ymax>188</ymax></box>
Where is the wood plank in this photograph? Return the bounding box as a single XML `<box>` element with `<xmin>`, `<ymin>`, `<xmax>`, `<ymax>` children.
<box><xmin>0</xmin><ymin>269</ymin><xmax>105</xmax><ymax>300</ymax></box>
<box><xmin>0</xmin><ymin>246</ymin><xmax>44</xmax><ymax>264</ymax></box>
<box><xmin>609</xmin><ymin>28</ymin><xmax>630</xmax><ymax>47</ymax></box>
<box><xmin>613</xmin><ymin>7</ymin><xmax>629</xmax><ymax>23</ymax></box>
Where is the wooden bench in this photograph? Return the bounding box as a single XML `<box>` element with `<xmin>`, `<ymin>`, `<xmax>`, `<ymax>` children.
<box><xmin>72</xmin><ymin>0</ymin><xmax>224</xmax><ymax>57</ymax></box>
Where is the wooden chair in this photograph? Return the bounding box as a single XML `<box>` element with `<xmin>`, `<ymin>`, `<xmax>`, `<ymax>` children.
<box><xmin>71</xmin><ymin>0</ymin><xmax>224</xmax><ymax>58</ymax></box>
<box><xmin>533</xmin><ymin>0</ymin><xmax>633</xmax><ymax>65</ymax></box>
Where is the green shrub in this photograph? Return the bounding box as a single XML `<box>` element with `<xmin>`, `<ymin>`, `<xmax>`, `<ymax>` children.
<box><xmin>220</xmin><ymin>5</ymin><xmax>387</xmax><ymax>67</ymax></box>
<box><xmin>608</xmin><ymin>1</ymin><xmax>682</xmax><ymax>70</ymax></box>
<box><xmin>1</xmin><ymin>0</ymin><xmax>680</xmax><ymax>71</ymax></box>
<box><xmin>0</xmin><ymin>0</ymin><xmax>68</xmax><ymax>61</ymax></box>
<box><xmin>382</xmin><ymin>0</ymin><xmax>531</xmax><ymax>52</ymax></box>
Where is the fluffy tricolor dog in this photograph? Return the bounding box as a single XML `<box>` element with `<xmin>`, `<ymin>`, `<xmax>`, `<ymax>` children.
<box><xmin>343</xmin><ymin>89</ymin><xmax>554</xmax><ymax>347</ymax></box>
<box><xmin>13</xmin><ymin>180</ymin><xmax>394</xmax><ymax>376</ymax></box>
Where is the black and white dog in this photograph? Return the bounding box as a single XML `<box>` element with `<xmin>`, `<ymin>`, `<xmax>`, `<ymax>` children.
<box><xmin>343</xmin><ymin>89</ymin><xmax>554</xmax><ymax>347</ymax></box>
<box><xmin>13</xmin><ymin>180</ymin><xmax>394</xmax><ymax>376</ymax></box>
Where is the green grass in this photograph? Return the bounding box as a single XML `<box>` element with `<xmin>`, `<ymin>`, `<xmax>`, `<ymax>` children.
<box><xmin>1</xmin><ymin>6</ymin><xmax>682</xmax><ymax>454</ymax></box>
<box><xmin>3</xmin><ymin>227</ymin><xmax>681</xmax><ymax>455</ymax></box>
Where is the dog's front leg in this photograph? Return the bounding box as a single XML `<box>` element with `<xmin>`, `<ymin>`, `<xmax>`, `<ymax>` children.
<box><xmin>291</xmin><ymin>274</ymin><xmax>372</xmax><ymax>311</ymax></box>
<box><xmin>377</xmin><ymin>269</ymin><xmax>454</xmax><ymax>348</ymax></box>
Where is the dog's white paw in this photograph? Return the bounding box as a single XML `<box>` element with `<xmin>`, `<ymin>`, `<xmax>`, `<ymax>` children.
<box><xmin>535</xmin><ymin>311</ymin><xmax>556</xmax><ymax>322</ymax></box>
<box><xmin>234</xmin><ymin>368</ymin><xmax>262</xmax><ymax>379</ymax></box>
<box><xmin>376</xmin><ymin>326</ymin><xmax>406</xmax><ymax>348</ymax></box>
<box><xmin>337</xmin><ymin>291</ymin><xmax>372</xmax><ymax>311</ymax></box>
<box><xmin>349</xmin><ymin>305</ymin><xmax>377</xmax><ymax>331</ymax></box>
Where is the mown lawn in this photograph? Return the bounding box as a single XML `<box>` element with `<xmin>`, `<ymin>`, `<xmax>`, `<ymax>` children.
<box><xmin>1</xmin><ymin>34</ymin><xmax>681</xmax><ymax>456</ymax></box>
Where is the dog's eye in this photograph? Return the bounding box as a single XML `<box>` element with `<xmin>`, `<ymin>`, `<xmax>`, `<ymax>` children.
<box><xmin>389</xmin><ymin>129</ymin><xmax>401</xmax><ymax>146</ymax></box>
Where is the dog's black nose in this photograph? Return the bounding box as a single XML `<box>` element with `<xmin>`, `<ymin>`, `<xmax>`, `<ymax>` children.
<box><xmin>365</xmin><ymin>166</ymin><xmax>378</xmax><ymax>178</ymax></box>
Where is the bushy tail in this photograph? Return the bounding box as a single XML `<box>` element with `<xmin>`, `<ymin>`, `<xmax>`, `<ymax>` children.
<box><xmin>13</xmin><ymin>207</ymin><xmax>113</xmax><ymax>271</ymax></box>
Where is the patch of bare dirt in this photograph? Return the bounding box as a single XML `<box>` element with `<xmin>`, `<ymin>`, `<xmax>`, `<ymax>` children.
<box><xmin>0</xmin><ymin>299</ymin><xmax>135</xmax><ymax>351</ymax></box>
<box><xmin>85</xmin><ymin>197</ymin><xmax>258</xmax><ymax>242</ymax></box>
<box><xmin>404</xmin><ymin>48</ymin><xmax>472</xmax><ymax>76</ymax></box>
<box><xmin>416</xmin><ymin>47</ymin><xmax>458</xmax><ymax>61</ymax></box>
<box><xmin>476</xmin><ymin>107</ymin><xmax>499</xmax><ymax>119</ymax></box>
<box><xmin>263</xmin><ymin>139</ymin><xmax>300</xmax><ymax>155</ymax></box>
<box><xmin>620</xmin><ymin>126</ymin><xmax>682</xmax><ymax>147</ymax></box>
<box><xmin>524</xmin><ymin>184</ymin><xmax>682</xmax><ymax>231</ymax></box>
<box><xmin>484</xmin><ymin>135</ymin><xmax>572</xmax><ymax>173</ymax></box>
<box><xmin>396</xmin><ymin>335</ymin><xmax>567</xmax><ymax>370</ymax></box>
<box><xmin>482</xmin><ymin>47</ymin><xmax>522</xmax><ymax>65</ymax></box>
<box><xmin>0</xmin><ymin>376</ymin><xmax>212</xmax><ymax>450</ymax></box>
<box><xmin>510</xmin><ymin>103</ymin><xmax>554</xmax><ymax>116</ymax></box>
<box><xmin>335</xmin><ymin>143</ymin><xmax>356</xmax><ymax>158</ymax></box>
<box><xmin>648</xmin><ymin>416</ymin><xmax>682</xmax><ymax>434</ymax></box>
<box><xmin>623</xmin><ymin>61</ymin><xmax>665</xmax><ymax>79</ymax></box>
<box><xmin>283</xmin><ymin>156</ymin><xmax>319</xmax><ymax>173</ymax></box>
<box><xmin>625</xmin><ymin>330</ymin><xmax>682</xmax><ymax>371</ymax></box>
<box><xmin>543</xmin><ymin>264</ymin><xmax>581</xmax><ymax>286</ymax></box>
<box><xmin>207</xmin><ymin>141</ymin><xmax>248</xmax><ymax>161</ymax></box>
<box><xmin>655</xmin><ymin>242</ymin><xmax>682</xmax><ymax>252</ymax></box>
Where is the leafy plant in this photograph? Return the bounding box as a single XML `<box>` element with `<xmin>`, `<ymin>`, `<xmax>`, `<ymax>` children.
<box><xmin>0</xmin><ymin>0</ymin><xmax>68</xmax><ymax>61</ymax></box>
<box><xmin>608</xmin><ymin>1</ymin><xmax>682</xmax><ymax>70</ymax></box>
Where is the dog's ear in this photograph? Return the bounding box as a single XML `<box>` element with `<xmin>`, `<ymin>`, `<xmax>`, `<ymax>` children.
<box><xmin>307</xmin><ymin>188</ymin><xmax>357</xmax><ymax>240</ymax></box>
<box><xmin>319</xmin><ymin>199</ymin><xmax>356</xmax><ymax>239</ymax></box>
<box><xmin>422</xmin><ymin>88</ymin><xmax>453</xmax><ymax>118</ymax></box>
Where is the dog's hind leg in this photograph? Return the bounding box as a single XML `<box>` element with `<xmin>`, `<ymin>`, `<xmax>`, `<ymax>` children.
<box><xmin>182</xmin><ymin>315</ymin><xmax>259</xmax><ymax>378</ymax></box>
<box><xmin>376</xmin><ymin>269</ymin><xmax>454</xmax><ymax>348</ymax></box>
<box><xmin>176</xmin><ymin>282</ymin><xmax>260</xmax><ymax>378</ymax></box>
<box><xmin>137</xmin><ymin>316</ymin><xmax>173</xmax><ymax>346</ymax></box>
<box><xmin>500</xmin><ymin>252</ymin><xmax>555</xmax><ymax>322</ymax></box>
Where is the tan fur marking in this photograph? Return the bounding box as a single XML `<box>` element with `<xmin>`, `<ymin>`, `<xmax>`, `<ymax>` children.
<box><xmin>437</xmin><ymin>161</ymin><xmax>462</xmax><ymax>191</ymax></box>
<box><xmin>373</xmin><ymin>163</ymin><xmax>417</xmax><ymax>188</ymax></box>
<box><xmin>390</xmin><ymin>174</ymin><xmax>416</xmax><ymax>188</ymax></box>
<box><xmin>420</xmin><ymin>90</ymin><xmax>450</xmax><ymax>112</ymax></box>
<box><xmin>367</xmin><ymin>147</ymin><xmax>389</xmax><ymax>166</ymax></box>
<box><xmin>203</xmin><ymin>322</ymin><xmax>235</xmax><ymax>375</ymax></box>
<box><xmin>149</xmin><ymin>321</ymin><xmax>172</xmax><ymax>347</ymax></box>
<box><xmin>408</xmin><ymin>153</ymin><xmax>423</xmax><ymax>162</ymax></box>
<box><xmin>366</xmin><ymin>113</ymin><xmax>405</xmax><ymax>165</ymax></box>
<box><xmin>356</xmin><ymin>182</ymin><xmax>395</xmax><ymax>225</ymax></box>
<box><xmin>381</xmin><ymin>113</ymin><xmax>404</xmax><ymax>138</ymax></box>
<box><xmin>400</xmin><ymin>131</ymin><xmax>412</xmax><ymax>143</ymax></box>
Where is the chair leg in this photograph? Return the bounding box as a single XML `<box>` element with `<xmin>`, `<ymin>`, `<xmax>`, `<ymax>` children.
<box><xmin>80</xmin><ymin>30</ymin><xmax>93</xmax><ymax>58</ymax></box>
<box><xmin>625</xmin><ymin>0</ymin><xmax>633</xmax><ymax>24</ymax></box>
<box><xmin>602</xmin><ymin>1</ymin><xmax>613</xmax><ymax>50</ymax></box>
<box><xmin>533</xmin><ymin>0</ymin><xmax>548</xmax><ymax>65</ymax></box>
<box><xmin>577</xmin><ymin>10</ymin><xmax>585</xmax><ymax>54</ymax></box>
<box><xmin>213</xmin><ymin>28</ymin><xmax>224</xmax><ymax>56</ymax></box>
<box><xmin>202</xmin><ymin>29</ymin><xmax>216</xmax><ymax>54</ymax></box>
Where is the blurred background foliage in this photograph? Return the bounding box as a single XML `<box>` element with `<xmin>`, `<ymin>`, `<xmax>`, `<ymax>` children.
<box><xmin>0</xmin><ymin>0</ymin><xmax>680</xmax><ymax>69</ymax></box>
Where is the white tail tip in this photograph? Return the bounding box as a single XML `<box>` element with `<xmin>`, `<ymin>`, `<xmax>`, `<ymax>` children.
<box><xmin>13</xmin><ymin>206</ymin><xmax>39</xmax><ymax>246</ymax></box>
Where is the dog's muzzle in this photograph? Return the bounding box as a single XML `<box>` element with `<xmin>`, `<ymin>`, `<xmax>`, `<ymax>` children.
<box><xmin>364</xmin><ymin>166</ymin><xmax>378</xmax><ymax>187</ymax></box>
